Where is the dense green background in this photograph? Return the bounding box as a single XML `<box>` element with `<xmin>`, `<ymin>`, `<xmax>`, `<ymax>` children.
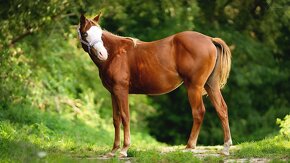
<box><xmin>0</xmin><ymin>0</ymin><xmax>289</xmax><ymax>156</ymax></box>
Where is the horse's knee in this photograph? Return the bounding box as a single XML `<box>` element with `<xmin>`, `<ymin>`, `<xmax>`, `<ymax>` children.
<box><xmin>113</xmin><ymin>117</ymin><xmax>121</xmax><ymax>127</ymax></box>
<box><xmin>120</xmin><ymin>112</ymin><xmax>130</xmax><ymax>126</ymax></box>
<box><xmin>121</xmin><ymin>118</ymin><xmax>130</xmax><ymax>127</ymax></box>
<box><xmin>193</xmin><ymin>109</ymin><xmax>205</xmax><ymax>124</ymax></box>
<box><xmin>200</xmin><ymin>105</ymin><xmax>206</xmax><ymax>116</ymax></box>
<box><xmin>194</xmin><ymin>103</ymin><xmax>206</xmax><ymax>120</ymax></box>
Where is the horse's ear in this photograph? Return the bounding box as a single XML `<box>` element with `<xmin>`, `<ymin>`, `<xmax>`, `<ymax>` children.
<box><xmin>80</xmin><ymin>14</ymin><xmax>86</xmax><ymax>27</ymax></box>
<box><xmin>93</xmin><ymin>12</ymin><xmax>102</xmax><ymax>23</ymax></box>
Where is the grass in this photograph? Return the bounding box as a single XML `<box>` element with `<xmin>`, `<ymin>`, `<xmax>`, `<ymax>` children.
<box><xmin>233</xmin><ymin>136</ymin><xmax>290</xmax><ymax>159</ymax></box>
<box><xmin>1</xmin><ymin>102</ymin><xmax>288</xmax><ymax>162</ymax></box>
<box><xmin>0</xmin><ymin>106</ymin><xmax>289</xmax><ymax>162</ymax></box>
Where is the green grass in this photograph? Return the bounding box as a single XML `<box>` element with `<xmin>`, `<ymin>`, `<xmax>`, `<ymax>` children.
<box><xmin>233</xmin><ymin>136</ymin><xmax>290</xmax><ymax>159</ymax></box>
<box><xmin>0</xmin><ymin>106</ymin><xmax>289</xmax><ymax>162</ymax></box>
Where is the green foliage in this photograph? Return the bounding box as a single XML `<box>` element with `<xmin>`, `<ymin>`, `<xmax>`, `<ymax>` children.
<box><xmin>0</xmin><ymin>0</ymin><xmax>81</xmax><ymax>45</ymax></box>
<box><xmin>100</xmin><ymin>0</ymin><xmax>199</xmax><ymax>40</ymax></box>
<box><xmin>277</xmin><ymin>115</ymin><xmax>290</xmax><ymax>138</ymax></box>
<box><xmin>0</xmin><ymin>0</ymin><xmax>289</xmax><ymax>161</ymax></box>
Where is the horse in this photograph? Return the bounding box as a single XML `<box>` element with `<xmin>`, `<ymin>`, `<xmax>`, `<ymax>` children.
<box><xmin>77</xmin><ymin>13</ymin><xmax>232</xmax><ymax>157</ymax></box>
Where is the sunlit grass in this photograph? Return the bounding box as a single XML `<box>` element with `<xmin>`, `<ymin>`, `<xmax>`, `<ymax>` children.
<box><xmin>234</xmin><ymin>136</ymin><xmax>290</xmax><ymax>159</ymax></box>
<box><xmin>1</xmin><ymin>113</ymin><xmax>289</xmax><ymax>162</ymax></box>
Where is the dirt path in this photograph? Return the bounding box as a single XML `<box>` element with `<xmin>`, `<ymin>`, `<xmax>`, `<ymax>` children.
<box><xmin>161</xmin><ymin>146</ymin><xmax>272</xmax><ymax>163</ymax></box>
<box><xmin>90</xmin><ymin>146</ymin><xmax>279</xmax><ymax>162</ymax></box>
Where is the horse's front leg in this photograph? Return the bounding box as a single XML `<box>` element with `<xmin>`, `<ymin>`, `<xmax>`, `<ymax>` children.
<box><xmin>104</xmin><ymin>94</ymin><xmax>122</xmax><ymax>158</ymax></box>
<box><xmin>113</xmin><ymin>87</ymin><xmax>130</xmax><ymax>158</ymax></box>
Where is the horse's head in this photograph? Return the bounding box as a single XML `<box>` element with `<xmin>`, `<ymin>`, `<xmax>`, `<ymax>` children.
<box><xmin>78</xmin><ymin>13</ymin><xmax>108</xmax><ymax>61</ymax></box>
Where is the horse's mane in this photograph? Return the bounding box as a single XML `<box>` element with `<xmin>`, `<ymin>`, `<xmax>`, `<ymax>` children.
<box><xmin>103</xmin><ymin>30</ymin><xmax>139</xmax><ymax>47</ymax></box>
<box><xmin>123</xmin><ymin>37</ymin><xmax>139</xmax><ymax>47</ymax></box>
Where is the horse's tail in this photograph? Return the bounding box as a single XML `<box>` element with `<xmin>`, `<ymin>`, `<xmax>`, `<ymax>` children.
<box><xmin>206</xmin><ymin>38</ymin><xmax>232</xmax><ymax>90</ymax></box>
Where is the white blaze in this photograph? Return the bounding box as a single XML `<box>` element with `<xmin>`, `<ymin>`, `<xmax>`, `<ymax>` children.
<box><xmin>86</xmin><ymin>26</ymin><xmax>108</xmax><ymax>61</ymax></box>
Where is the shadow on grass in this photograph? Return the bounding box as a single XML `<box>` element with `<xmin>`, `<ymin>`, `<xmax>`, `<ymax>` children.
<box><xmin>0</xmin><ymin>138</ymin><xmax>112</xmax><ymax>162</ymax></box>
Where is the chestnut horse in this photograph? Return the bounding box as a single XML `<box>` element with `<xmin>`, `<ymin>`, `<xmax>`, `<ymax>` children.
<box><xmin>78</xmin><ymin>13</ymin><xmax>232</xmax><ymax>157</ymax></box>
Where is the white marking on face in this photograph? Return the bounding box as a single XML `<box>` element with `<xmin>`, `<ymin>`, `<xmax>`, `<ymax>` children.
<box><xmin>86</xmin><ymin>26</ymin><xmax>108</xmax><ymax>61</ymax></box>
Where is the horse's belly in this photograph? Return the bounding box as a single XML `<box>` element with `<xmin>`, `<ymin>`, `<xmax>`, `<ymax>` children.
<box><xmin>146</xmin><ymin>81</ymin><xmax>184</xmax><ymax>95</ymax></box>
<box><xmin>129</xmin><ymin>72</ymin><xmax>183</xmax><ymax>95</ymax></box>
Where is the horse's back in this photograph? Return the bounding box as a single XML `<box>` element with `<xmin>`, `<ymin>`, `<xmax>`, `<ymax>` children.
<box><xmin>174</xmin><ymin>31</ymin><xmax>214</xmax><ymax>50</ymax></box>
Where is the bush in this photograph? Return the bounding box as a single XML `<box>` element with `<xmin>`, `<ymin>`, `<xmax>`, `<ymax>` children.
<box><xmin>277</xmin><ymin>115</ymin><xmax>290</xmax><ymax>138</ymax></box>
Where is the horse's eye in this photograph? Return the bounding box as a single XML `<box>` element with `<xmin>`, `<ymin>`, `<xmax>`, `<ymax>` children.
<box><xmin>82</xmin><ymin>32</ymin><xmax>88</xmax><ymax>37</ymax></box>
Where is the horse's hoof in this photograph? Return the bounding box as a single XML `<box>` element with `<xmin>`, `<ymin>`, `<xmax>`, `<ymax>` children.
<box><xmin>102</xmin><ymin>152</ymin><xmax>115</xmax><ymax>158</ymax></box>
<box><xmin>220</xmin><ymin>149</ymin><xmax>230</xmax><ymax>156</ymax></box>
<box><xmin>182</xmin><ymin>147</ymin><xmax>195</xmax><ymax>152</ymax></box>
<box><xmin>118</xmin><ymin>151</ymin><xmax>127</xmax><ymax>158</ymax></box>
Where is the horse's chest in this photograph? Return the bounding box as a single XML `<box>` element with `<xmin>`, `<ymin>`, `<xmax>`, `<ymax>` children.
<box><xmin>99</xmin><ymin>59</ymin><xmax>130</xmax><ymax>91</ymax></box>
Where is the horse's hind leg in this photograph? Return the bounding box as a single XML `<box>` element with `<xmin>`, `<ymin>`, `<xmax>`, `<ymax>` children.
<box><xmin>205</xmin><ymin>84</ymin><xmax>232</xmax><ymax>155</ymax></box>
<box><xmin>185</xmin><ymin>85</ymin><xmax>205</xmax><ymax>149</ymax></box>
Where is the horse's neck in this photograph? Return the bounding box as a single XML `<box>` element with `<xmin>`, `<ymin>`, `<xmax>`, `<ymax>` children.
<box><xmin>103</xmin><ymin>32</ymin><xmax>124</xmax><ymax>54</ymax></box>
<box><xmin>94</xmin><ymin>32</ymin><xmax>131</xmax><ymax>69</ymax></box>
<box><xmin>102</xmin><ymin>31</ymin><xmax>135</xmax><ymax>58</ymax></box>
